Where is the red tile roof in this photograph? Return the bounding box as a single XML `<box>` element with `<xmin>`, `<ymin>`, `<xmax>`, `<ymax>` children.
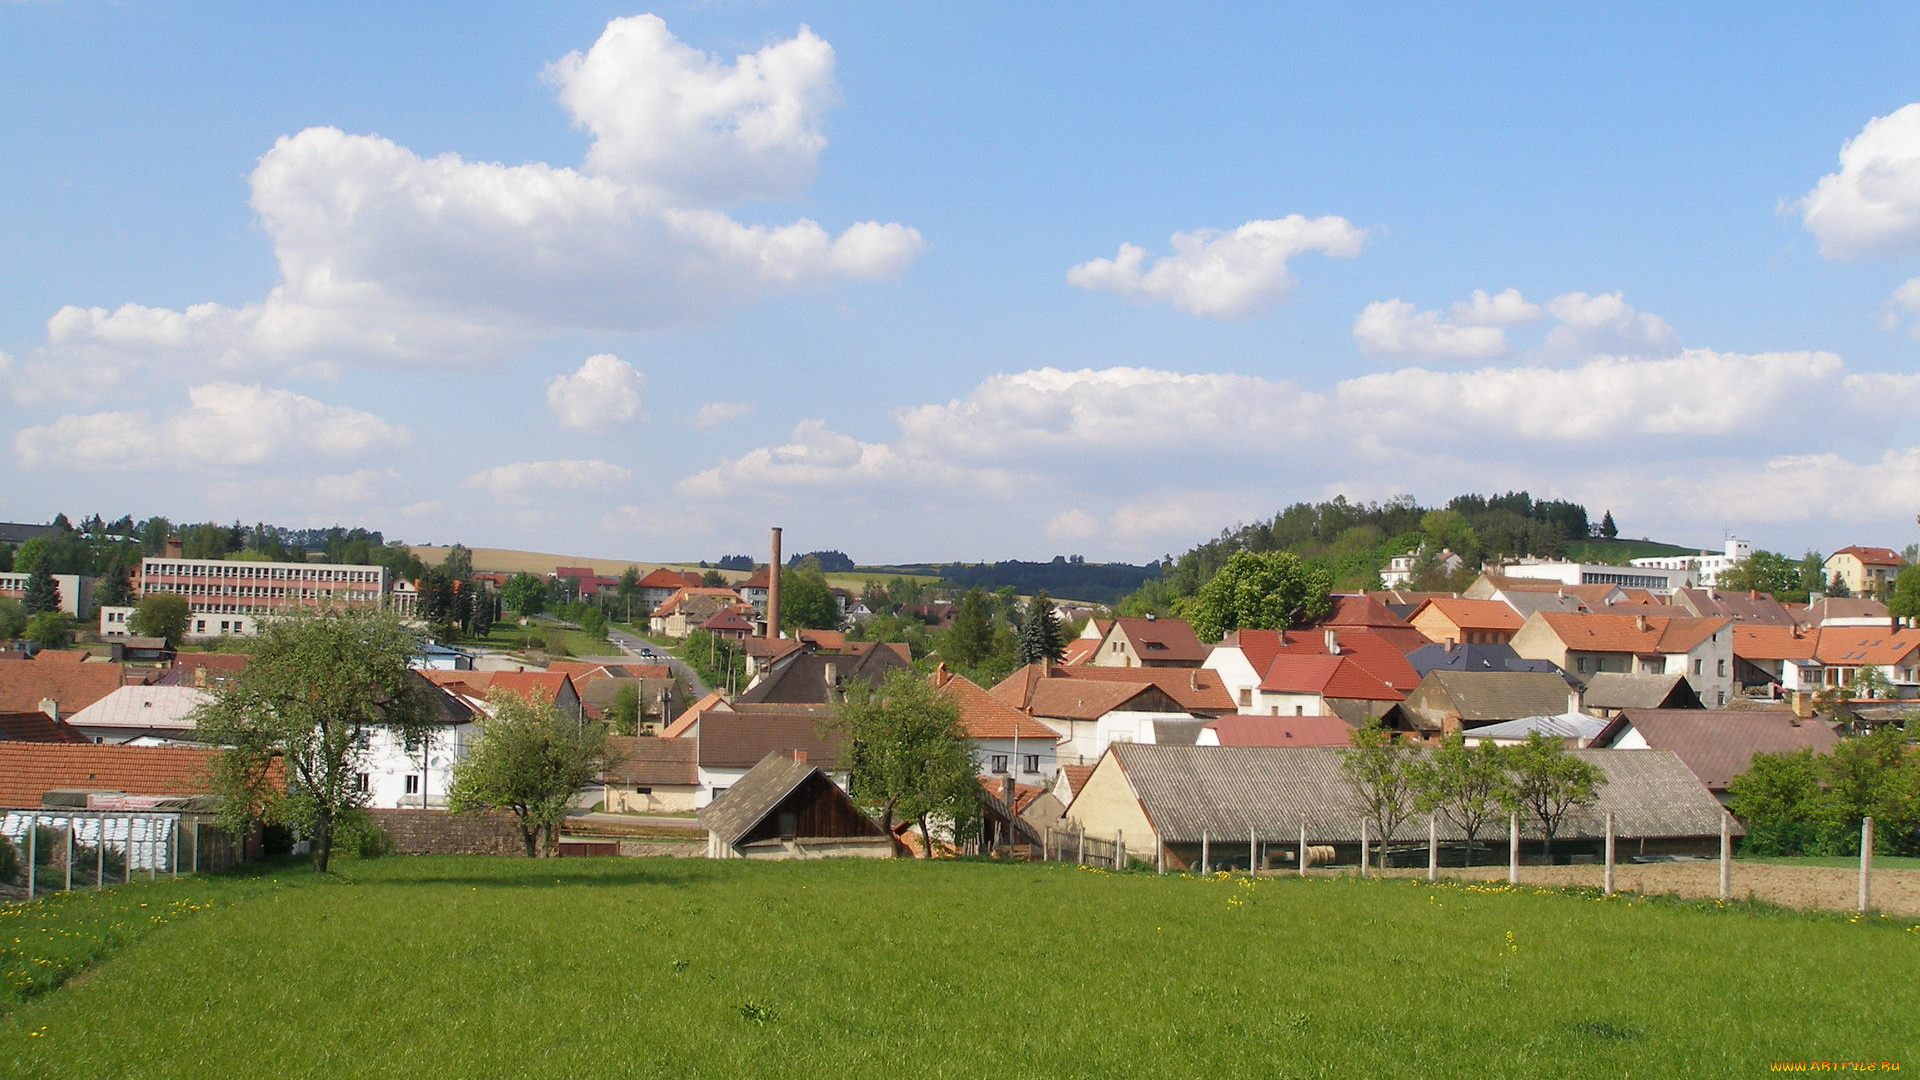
<box><xmin>1412</xmin><ymin>598</ymin><xmax>1523</xmax><ymax>633</ymax></box>
<box><xmin>798</xmin><ymin>628</ymin><xmax>848</xmax><ymax>652</ymax></box>
<box><xmin>1058</xmin><ymin>638</ymin><xmax>1099</xmax><ymax>666</ymax></box>
<box><xmin>1257</xmin><ymin>655</ymin><xmax>1404</xmax><ymax>701</ymax></box>
<box><xmin>1532</xmin><ymin>612</ymin><xmax>1729</xmax><ymax>655</ymax></box>
<box><xmin>0</xmin><ymin>743</ymin><xmax>229</xmax><ymax>808</ymax></box>
<box><xmin>1831</xmin><ymin>546</ymin><xmax>1903</xmax><ymax>566</ymax></box>
<box><xmin>0</xmin><ymin>711</ymin><xmax>91</xmax><ymax>744</ymax></box>
<box><xmin>933</xmin><ymin>671</ymin><xmax>1060</xmax><ymax>740</ymax></box>
<box><xmin>990</xmin><ymin>664</ymin><xmax>1235</xmax><ymax>714</ymax></box>
<box><xmin>1223</xmin><ymin>627</ymin><xmax>1420</xmax><ymax>692</ymax></box>
<box><xmin>1205</xmin><ymin>715</ymin><xmax>1355</xmax><ymax>747</ymax></box>
<box><xmin>637</xmin><ymin>567</ymin><xmax>703</xmax><ymax>590</ymax></box>
<box><xmin>0</xmin><ymin>662</ymin><xmax>129</xmax><ymax>716</ymax></box>
<box><xmin>486</xmin><ymin>671</ymin><xmax>576</xmax><ymax>703</ymax></box>
<box><xmin>1109</xmin><ymin>616</ymin><xmax>1209</xmax><ymax>662</ymax></box>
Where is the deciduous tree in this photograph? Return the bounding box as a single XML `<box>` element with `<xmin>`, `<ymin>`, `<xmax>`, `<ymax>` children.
<box><xmin>448</xmin><ymin>689</ymin><xmax>611</xmax><ymax>857</ymax></box>
<box><xmin>190</xmin><ymin>609</ymin><xmax>432</xmax><ymax>873</ymax></box>
<box><xmin>779</xmin><ymin>559</ymin><xmax>841</xmax><ymax>632</ymax></box>
<box><xmin>1182</xmin><ymin>550</ymin><xmax>1333</xmax><ymax>643</ymax></box>
<box><xmin>1500</xmin><ymin>732</ymin><xmax>1605</xmax><ymax>861</ymax></box>
<box><xmin>832</xmin><ymin>669</ymin><xmax>981</xmax><ymax>856</ymax></box>
<box><xmin>22</xmin><ymin>612</ymin><xmax>76</xmax><ymax>649</ymax></box>
<box><xmin>1340</xmin><ymin>719</ymin><xmax>1419</xmax><ymax>870</ymax></box>
<box><xmin>1411</xmin><ymin>730</ymin><xmax>1509</xmax><ymax>866</ymax></box>
<box><xmin>501</xmin><ymin>572</ymin><xmax>546</xmax><ymax>617</ymax></box>
<box><xmin>128</xmin><ymin>593</ymin><xmax>192</xmax><ymax>648</ymax></box>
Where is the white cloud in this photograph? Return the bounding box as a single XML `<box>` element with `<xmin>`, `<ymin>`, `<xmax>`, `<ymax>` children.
<box><xmin>9</xmin><ymin>17</ymin><xmax>922</xmax><ymax>403</ymax></box>
<box><xmin>1109</xmin><ymin>491</ymin><xmax>1263</xmax><ymax>544</ymax></box>
<box><xmin>692</xmin><ymin>401</ymin><xmax>754</xmax><ymax>429</ymax></box>
<box><xmin>546</xmin><ymin>15</ymin><xmax>837</xmax><ymax>207</ymax></box>
<box><xmin>1883</xmin><ymin>277</ymin><xmax>1920</xmax><ymax>337</ymax></box>
<box><xmin>1663</xmin><ymin>449</ymin><xmax>1920</xmax><ymax>526</ymax></box>
<box><xmin>1066</xmin><ymin>215</ymin><xmax>1371</xmax><ymax>319</ymax></box>
<box><xmin>313</xmin><ymin>468</ymin><xmax>403</xmax><ymax>504</ymax></box>
<box><xmin>1043</xmin><ymin>509</ymin><xmax>1100</xmax><ymax>543</ymax></box>
<box><xmin>675</xmin><ymin>418</ymin><xmax>1022</xmax><ymax>499</ymax></box>
<box><xmin>1353</xmin><ymin>299</ymin><xmax>1513</xmax><ymax>360</ymax></box>
<box><xmin>12</xmin><ymin>383</ymin><xmax>408</xmax><ymax>470</ymax></box>
<box><xmin>1451</xmin><ymin>288</ymin><xmax>1544</xmax><ymax>327</ymax></box>
<box><xmin>1798</xmin><ymin>104</ymin><xmax>1920</xmax><ymax>259</ymax></box>
<box><xmin>464</xmin><ymin>459</ymin><xmax>634</xmax><ymax>500</ymax></box>
<box><xmin>547</xmin><ymin>354</ymin><xmax>645</xmax><ymax>431</ymax></box>
<box><xmin>1542</xmin><ymin>291</ymin><xmax>1677</xmax><ymax>355</ymax></box>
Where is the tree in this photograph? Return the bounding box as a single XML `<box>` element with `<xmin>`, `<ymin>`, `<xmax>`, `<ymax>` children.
<box><xmin>95</xmin><ymin>556</ymin><xmax>135</xmax><ymax>609</ymax></box>
<box><xmin>128</xmin><ymin>593</ymin><xmax>192</xmax><ymax>648</ymax></box>
<box><xmin>1015</xmin><ymin>591</ymin><xmax>1065</xmax><ymax>665</ymax></box>
<box><xmin>700</xmin><ymin>569</ymin><xmax>727</xmax><ymax>588</ymax></box>
<box><xmin>1715</xmin><ymin>549</ymin><xmax>1806</xmax><ymax>601</ymax></box>
<box><xmin>448</xmin><ymin>689</ymin><xmax>611</xmax><ymax>857</ymax></box>
<box><xmin>1889</xmin><ymin>564</ymin><xmax>1920</xmax><ymax>623</ymax></box>
<box><xmin>1182</xmin><ymin>550</ymin><xmax>1333</xmax><ymax>643</ymax></box>
<box><xmin>190</xmin><ymin>609</ymin><xmax>432</xmax><ymax>873</ymax></box>
<box><xmin>470</xmin><ymin>587</ymin><xmax>496</xmax><ymax>637</ymax></box>
<box><xmin>22</xmin><ymin>612</ymin><xmax>76</xmax><ymax>650</ymax></box>
<box><xmin>941</xmin><ymin>588</ymin><xmax>995</xmax><ymax>674</ymax></box>
<box><xmin>1827</xmin><ymin>573</ymin><xmax>1854</xmax><ymax>599</ymax></box>
<box><xmin>616</xmin><ymin>565</ymin><xmax>641</xmax><ymax>622</ymax></box>
<box><xmin>1340</xmin><ymin>719</ymin><xmax>1419</xmax><ymax>871</ymax></box>
<box><xmin>1726</xmin><ymin>749</ymin><xmax>1826</xmax><ymax>856</ymax></box>
<box><xmin>0</xmin><ymin>597</ymin><xmax>25</xmax><ymax>640</ymax></box>
<box><xmin>20</xmin><ymin>563</ymin><xmax>59</xmax><ymax>616</ymax></box>
<box><xmin>779</xmin><ymin>560</ymin><xmax>840</xmax><ymax>632</ymax></box>
<box><xmin>1500</xmin><ymin>732</ymin><xmax>1605</xmax><ymax>862</ymax></box>
<box><xmin>500</xmin><ymin>572</ymin><xmax>546</xmax><ymax>617</ymax></box>
<box><xmin>832</xmin><ymin>670</ymin><xmax>980</xmax><ymax>856</ymax></box>
<box><xmin>1598</xmin><ymin>510</ymin><xmax>1618</xmax><ymax>540</ymax></box>
<box><xmin>578</xmin><ymin>607</ymin><xmax>607</xmax><ymax>640</ymax></box>
<box><xmin>609</xmin><ymin>683</ymin><xmax>642</xmax><ymax>735</ymax></box>
<box><xmin>438</xmin><ymin>544</ymin><xmax>473</xmax><ymax>578</ymax></box>
<box><xmin>1411</xmin><ymin>730</ymin><xmax>1509</xmax><ymax>866</ymax></box>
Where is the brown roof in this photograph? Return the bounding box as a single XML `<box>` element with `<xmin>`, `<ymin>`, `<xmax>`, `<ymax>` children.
<box><xmin>1831</xmin><ymin>546</ymin><xmax>1903</xmax><ymax>566</ymax></box>
<box><xmin>1674</xmin><ymin>588</ymin><xmax>1794</xmax><ymax>626</ymax></box>
<box><xmin>1109</xmin><ymin>617</ymin><xmax>1209</xmax><ymax>663</ymax></box>
<box><xmin>696</xmin><ymin>710</ymin><xmax>845</xmax><ymax>769</ymax></box>
<box><xmin>0</xmin><ymin>711</ymin><xmax>91</xmax><ymax>744</ymax></box>
<box><xmin>990</xmin><ymin>664</ymin><xmax>1235</xmax><ymax>715</ymax></box>
<box><xmin>486</xmin><ymin>671</ymin><xmax>577</xmax><ymax>703</ymax></box>
<box><xmin>0</xmin><ymin>662</ymin><xmax>129</xmax><ymax>716</ymax></box>
<box><xmin>602</xmin><ymin>736</ymin><xmax>698</xmax><ymax>786</ymax></box>
<box><xmin>1595</xmin><ymin>709</ymin><xmax>1842</xmax><ymax>791</ymax></box>
<box><xmin>0</xmin><ymin>743</ymin><xmax>229</xmax><ymax>808</ymax></box>
<box><xmin>797</xmin><ymin>628</ymin><xmax>848</xmax><ymax>651</ymax></box>
<box><xmin>1056</xmin><ymin>764</ymin><xmax>1096</xmax><ymax>804</ymax></box>
<box><xmin>933</xmin><ymin>671</ymin><xmax>1061</xmax><ymax>739</ymax></box>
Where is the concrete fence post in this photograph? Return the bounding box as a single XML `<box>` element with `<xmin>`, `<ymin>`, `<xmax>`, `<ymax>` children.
<box><xmin>95</xmin><ymin>814</ymin><xmax>104</xmax><ymax>889</ymax></box>
<box><xmin>1201</xmin><ymin>832</ymin><xmax>1210</xmax><ymax>874</ymax></box>
<box><xmin>26</xmin><ymin>816</ymin><xmax>36</xmax><ymax>899</ymax></box>
<box><xmin>1250</xmin><ymin>828</ymin><xmax>1258</xmax><ymax>875</ymax></box>
<box><xmin>1508</xmin><ymin>812</ymin><xmax>1519</xmax><ymax>886</ymax></box>
<box><xmin>1718</xmin><ymin>814</ymin><xmax>1732</xmax><ymax>901</ymax></box>
<box><xmin>1359</xmin><ymin>819</ymin><xmax>1370</xmax><ymax>878</ymax></box>
<box><xmin>1298</xmin><ymin>821</ymin><xmax>1307</xmax><ymax>877</ymax></box>
<box><xmin>1427</xmin><ymin>816</ymin><xmax>1438</xmax><ymax>882</ymax></box>
<box><xmin>1860</xmin><ymin>816</ymin><xmax>1874</xmax><ymax>913</ymax></box>
<box><xmin>1603</xmin><ymin>811</ymin><xmax>1615</xmax><ymax>896</ymax></box>
<box><xmin>1157</xmin><ymin>839</ymin><xmax>1165</xmax><ymax>876</ymax></box>
<box><xmin>1115</xmin><ymin>830</ymin><xmax>1125</xmax><ymax>871</ymax></box>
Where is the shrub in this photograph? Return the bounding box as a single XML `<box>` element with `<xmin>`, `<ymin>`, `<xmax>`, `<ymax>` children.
<box><xmin>334</xmin><ymin>812</ymin><xmax>394</xmax><ymax>859</ymax></box>
<box><xmin>0</xmin><ymin>834</ymin><xmax>17</xmax><ymax>883</ymax></box>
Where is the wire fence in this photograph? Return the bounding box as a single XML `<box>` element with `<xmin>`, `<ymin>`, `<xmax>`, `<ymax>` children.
<box><xmin>0</xmin><ymin>810</ymin><xmax>244</xmax><ymax>899</ymax></box>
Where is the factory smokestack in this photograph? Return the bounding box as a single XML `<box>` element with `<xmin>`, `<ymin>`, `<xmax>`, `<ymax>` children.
<box><xmin>767</xmin><ymin>526</ymin><xmax>782</xmax><ymax>640</ymax></box>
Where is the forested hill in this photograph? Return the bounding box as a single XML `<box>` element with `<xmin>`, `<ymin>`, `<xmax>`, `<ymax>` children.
<box><xmin>864</xmin><ymin>558</ymin><xmax>1161</xmax><ymax>605</ymax></box>
<box><xmin>1117</xmin><ymin>492</ymin><xmax>1624</xmax><ymax>615</ymax></box>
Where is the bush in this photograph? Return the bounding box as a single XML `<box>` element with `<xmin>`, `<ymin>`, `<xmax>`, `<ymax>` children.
<box><xmin>0</xmin><ymin>834</ymin><xmax>17</xmax><ymax>883</ymax></box>
<box><xmin>31</xmin><ymin>824</ymin><xmax>67</xmax><ymax>867</ymax></box>
<box><xmin>334</xmin><ymin>813</ymin><xmax>393</xmax><ymax>859</ymax></box>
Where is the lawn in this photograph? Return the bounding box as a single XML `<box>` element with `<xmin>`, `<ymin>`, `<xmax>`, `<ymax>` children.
<box><xmin>1742</xmin><ymin>854</ymin><xmax>1920</xmax><ymax>871</ymax></box>
<box><xmin>475</xmin><ymin>619</ymin><xmax>617</xmax><ymax>659</ymax></box>
<box><xmin>1</xmin><ymin>857</ymin><xmax>1915</xmax><ymax>1078</ymax></box>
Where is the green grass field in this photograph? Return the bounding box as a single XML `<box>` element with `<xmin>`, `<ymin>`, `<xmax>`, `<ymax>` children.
<box><xmin>1742</xmin><ymin>854</ymin><xmax>1920</xmax><ymax>870</ymax></box>
<box><xmin>2</xmin><ymin>857</ymin><xmax>1915</xmax><ymax>1078</ymax></box>
<box><xmin>475</xmin><ymin>619</ymin><xmax>617</xmax><ymax>659</ymax></box>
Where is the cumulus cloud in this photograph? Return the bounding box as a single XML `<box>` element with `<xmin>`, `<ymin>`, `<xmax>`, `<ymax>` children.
<box><xmin>1043</xmin><ymin>509</ymin><xmax>1100</xmax><ymax>543</ymax></box>
<box><xmin>1883</xmin><ymin>277</ymin><xmax>1920</xmax><ymax>337</ymax></box>
<box><xmin>9</xmin><ymin>17</ymin><xmax>922</xmax><ymax>403</ymax></box>
<box><xmin>692</xmin><ymin>401</ymin><xmax>754</xmax><ymax>429</ymax></box>
<box><xmin>1066</xmin><ymin>215</ymin><xmax>1371</xmax><ymax>319</ymax></box>
<box><xmin>464</xmin><ymin>459</ymin><xmax>634</xmax><ymax>500</ymax></box>
<box><xmin>1354</xmin><ymin>299</ymin><xmax>1514</xmax><ymax>360</ymax></box>
<box><xmin>675</xmin><ymin>418</ymin><xmax>1022</xmax><ymax>499</ymax></box>
<box><xmin>547</xmin><ymin>15</ymin><xmax>836</xmax><ymax>206</ymax></box>
<box><xmin>12</xmin><ymin>383</ymin><xmax>408</xmax><ymax>470</ymax></box>
<box><xmin>313</xmin><ymin>468</ymin><xmax>403</xmax><ymax>504</ymax></box>
<box><xmin>1799</xmin><ymin>104</ymin><xmax>1920</xmax><ymax>259</ymax></box>
<box><xmin>547</xmin><ymin>354</ymin><xmax>645</xmax><ymax>431</ymax></box>
<box><xmin>1541</xmin><ymin>292</ymin><xmax>1677</xmax><ymax>356</ymax></box>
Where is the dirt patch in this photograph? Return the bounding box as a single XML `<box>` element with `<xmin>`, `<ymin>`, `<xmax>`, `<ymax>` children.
<box><xmin>1375</xmin><ymin>862</ymin><xmax>1920</xmax><ymax>917</ymax></box>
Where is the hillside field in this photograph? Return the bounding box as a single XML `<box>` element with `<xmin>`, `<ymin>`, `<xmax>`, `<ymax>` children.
<box><xmin>409</xmin><ymin>546</ymin><xmax>918</xmax><ymax>594</ymax></box>
<box><xmin>2</xmin><ymin>857</ymin><xmax>1914</xmax><ymax>1078</ymax></box>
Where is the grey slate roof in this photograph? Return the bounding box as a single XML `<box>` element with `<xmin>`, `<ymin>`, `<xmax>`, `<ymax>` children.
<box><xmin>1582</xmin><ymin>672</ymin><xmax>1701</xmax><ymax>711</ymax></box>
<box><xmin>1406</xmin><ymin>642</ymin><xmax>1568</xmax><ymax>679</ymax></box>
<box><xmin>1105</xmin><ymin>744</ymin><xmax>1734</xmax><ymax>844</ymax></box>
<box><xmin>696</xmin><ymin>752</ymin><xmax>815</xmax><ymax>845</ymax></box>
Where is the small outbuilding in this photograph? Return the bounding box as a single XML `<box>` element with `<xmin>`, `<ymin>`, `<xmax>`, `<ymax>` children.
<box><xmin>697</xmin><ymin>751</ymin><xmax>891</xmax><ymax>860</ymax></box>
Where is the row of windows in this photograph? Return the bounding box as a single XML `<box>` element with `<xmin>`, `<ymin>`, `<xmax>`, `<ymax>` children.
<box><xmin>143</xmin><ymin>561</ymin><xmax>384</xmax><ymax>584</ymax></box>
<box><xmin>144</xmin><ymin>582</ymin><xmax>379</xmax><ymax>600</ymax></box>
<box><xmin>988</xmin><ymin>754</ymin><xmax>1043</xmax><ymax>774</ymax></box>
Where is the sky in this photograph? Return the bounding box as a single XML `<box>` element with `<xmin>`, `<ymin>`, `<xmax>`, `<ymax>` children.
<box><xmin>6</xmin><ymin>3</ymin><xmax>1920</xmax><ymax>567</ymax></box>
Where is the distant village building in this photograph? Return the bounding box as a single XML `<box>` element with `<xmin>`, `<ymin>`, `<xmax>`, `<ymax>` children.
<box><xmin>1629</xmin><ymin>537</ymin><xmax>1751</xmax><ymax>589</ymax></box>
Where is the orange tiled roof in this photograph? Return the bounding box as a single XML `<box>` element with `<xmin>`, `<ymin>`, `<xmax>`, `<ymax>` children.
<box><xmin>0</xmin><ymin>743</ymin><xmax>234</xmax><ymax>808</ymax></box>
<box><xmin>1057</xmin><ymin>764</ymin><xmax>1095</xmax><ymax>803</ymax></box>
<box><xmin>1225</xmin><ymin>628</ymin><xmax>1420</xmax><ymax>693</ymax></box>
<box><xmin>487</xmin><ymin>671</ymin><xmax>575</xmax><ymax>702</ymax></box>
<box><xmin>1257</xmin><ymin>655</ymin><xmax>1404</xmax><ymax>701</ymax></box>
<box><xmin>1058</xmin><ymin>638</ymin><xmax>1099</xmax><ymax>666</ymax></box>
<box><xmin>1109</xmin><ymin>616</ymin><xmax>1209</xmax><ymax>662</ymax></box>
<box><xmin>0</xmin><ymin>662</ymin><xmax>129</xmax><ymax>716</ymax></box>
<box><xmin>1831</xmin><ymin>546</ymin><xmax>1903</xmax><ymax>567</ymax></box>
<box><xmin>660</xmin><ymin>690</ymin><xmax>729</xmax><ymax>738</ymax></box>
<box><xmin>991</xmin><ymin>664</ymin><xmax>1235</xmax><ymax>713</ymax></box>
<box><xmin>1533</xmin><ymin>612</ymin><xmax>1730</xmax><ymax>655</ymax></box>
<box><xmin>934</xmin><ymin>671</ymin><xmax>1060</xmax><ymax>740</ymax></box>
<box><xmin>1415</xmin><ymin>598</ymin><xmax>1523</xmax><ymax>632</ymax></box>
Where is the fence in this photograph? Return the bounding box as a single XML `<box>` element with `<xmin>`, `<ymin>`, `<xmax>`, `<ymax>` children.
<box><xmin>0</xmin><ymin>810</ymin><xmax>243</xmax><ymax>899</ymax></box>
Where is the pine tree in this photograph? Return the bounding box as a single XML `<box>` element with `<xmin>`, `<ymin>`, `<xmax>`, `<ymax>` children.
<box><xmin>942</xmin><ymin>588</ymin><xmax>995</xmax><ymax>673</ymax></box>
<box><xmin>21</xmin><ymin>565</ymin><xmax>59</xmax><ymax>615</ymax></box>
<box><xmin>1016</xmin><ymin>591</ymin><xmax>1064</xmax><ymax>665</ymax></box>
<box><xmin>1599</xmin><ymin>510</ymin><xmax>1618</xmax><ymax>540</ymax></box>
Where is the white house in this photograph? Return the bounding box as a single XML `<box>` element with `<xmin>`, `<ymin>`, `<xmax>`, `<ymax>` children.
<box><xmin>1630</xmin><ymin>537</ymin><xmax>1751</xmax><ymax>589</ymax></box>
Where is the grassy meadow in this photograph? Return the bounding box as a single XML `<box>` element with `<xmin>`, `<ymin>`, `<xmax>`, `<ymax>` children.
<box><xmin>1</xmin><ymin>856</ymin><xmax>1915</xmax><ymax>1078</ymax></box>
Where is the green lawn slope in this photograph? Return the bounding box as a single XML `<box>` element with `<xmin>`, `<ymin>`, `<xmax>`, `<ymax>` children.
<box><xmin>2</xmin><ymin>857</ymin><xmax>1914</xmax><ymax>1078</ymax></box>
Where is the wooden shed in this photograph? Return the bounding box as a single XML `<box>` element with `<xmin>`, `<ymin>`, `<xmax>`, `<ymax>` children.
<box><xmin>697</xmin><ymin>751</ymin><xmax>891</xmax><ymax>860</ymax></box>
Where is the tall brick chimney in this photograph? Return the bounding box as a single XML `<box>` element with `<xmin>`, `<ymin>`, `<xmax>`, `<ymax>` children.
<box><xmin>767</xmin><ymin>526</ymin><xmax>782</xmax><ymax>641</ymax></box>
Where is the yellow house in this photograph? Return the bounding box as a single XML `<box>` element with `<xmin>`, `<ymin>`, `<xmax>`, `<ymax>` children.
<box><xmin>1822</xmin><ymin>546</ymin><xmax>1903</xmax><ymax>599</ymax></box>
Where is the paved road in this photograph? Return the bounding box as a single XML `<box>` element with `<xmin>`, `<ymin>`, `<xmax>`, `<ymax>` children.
<box><xmin>605</xmin><ymin>626</ymin><xmax>711</xmax><ymax>698</ymax></box>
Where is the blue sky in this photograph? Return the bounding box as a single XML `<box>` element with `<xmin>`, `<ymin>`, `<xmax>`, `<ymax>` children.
<box><xmin>6</xmin><ymin>2</ymin><xmax>1920</xmax><ymax>565</ymax></box>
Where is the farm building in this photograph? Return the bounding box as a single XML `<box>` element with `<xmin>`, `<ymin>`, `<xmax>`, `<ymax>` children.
<box><xmin>1590</xmin><ymin>708</ymin><xmax>1841</xmax><ymax>802</ymax></box>
<box><xmin>1062</xmin><ymin>744</ymin><xmax>1736</xmax><ymax>871</ymax></box>
<box><xmin>698</xmin><ymin>751</ymin><xmax>891</xmax><ymax>860</ymax></box>
<box><xmin>1581</xmin><ymin>672</ymin><xmax>1702</xmax><ymax>716</ymax></box>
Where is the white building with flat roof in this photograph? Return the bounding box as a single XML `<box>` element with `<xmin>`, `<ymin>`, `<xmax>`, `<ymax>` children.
<box><xmin>1630</xmin><ymin>537</ymin><xmax>1751</xmax><ymax>589</ymax></box>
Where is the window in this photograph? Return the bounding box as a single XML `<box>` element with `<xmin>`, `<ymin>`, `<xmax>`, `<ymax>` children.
<box><xmin>1238</xmin><ymin>688</ymin><xmax>1251</xmax><ymax>708</ymax></box>
<box><xmin>1693</xmin><ymin>659</ymin><xmax>1703</xmax><ymax>676</ymax></box>
<box><xmin>1023</xmin><ymin>754</ymin><xmax>1040</xmax><ymax>774</ymax></box>
<box><xmin>990</xmin><ymin>754</ymin><xmax>1009</xmax><ymax>774</ymax></box>
<box><xmin>1718</xmin><ymin>659</ymin><xmax>1727</xmax><ymax>677</ymax></box>
<box><xmin>1578</xmin><ymin>657</ymin><xmax>1591</xmax><ymax>673</ymax></box>
<box><xmin>634</xmin><ymin>786</ymin><xmax>652</xmax><ymax>796</ymax></box>
<box><xmin>354</xmin><ymin>773</ymin><xmax>370</xmax><ymax>793</ymax></box>
<box><xmin>404</xmin><ymin>775</ymin><xmax>420</xmax><ymax>795</ymax></box>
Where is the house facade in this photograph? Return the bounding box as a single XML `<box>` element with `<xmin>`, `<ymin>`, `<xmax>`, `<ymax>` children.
<box><xmin>1510</xmin><ymin>611</ymin><xmax>1734</xmax><ymax>706</ymax></box>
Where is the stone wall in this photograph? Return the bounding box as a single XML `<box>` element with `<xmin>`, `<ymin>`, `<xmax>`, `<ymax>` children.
<box><xmin>367</xmin><ymin>809</ymin><xmax>526</xmax><ymax>856</ymax></box>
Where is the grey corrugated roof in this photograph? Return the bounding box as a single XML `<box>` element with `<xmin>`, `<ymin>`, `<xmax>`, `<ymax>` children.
<box><xmin>1462</xmin><ymin>713</ymin><xmax>1607</xmax><ymax>741</ymax></box>
<box><xmin>1582</xmin><ymin>673</ymin><xmax>1700</xmax><ymax>710</ymax></box>
<box><xmin>695</xmin><ymin>751</ymin><xmax>814</xmax><ymax>845</ymax></box>
<box><xmin>1148</xmin><ymin>719</ymin><xmax>1207</xmax><ymax>745</ymax></box>
<box><xmin>1403</xmin><ymin>671</ymin><xmax>1574</xmax><ymax>731</ymax></box>
<box><xmin>1107</xmin><ymin>744</ymin><xmax>1734</xmax><ymax>844</ymax></box>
